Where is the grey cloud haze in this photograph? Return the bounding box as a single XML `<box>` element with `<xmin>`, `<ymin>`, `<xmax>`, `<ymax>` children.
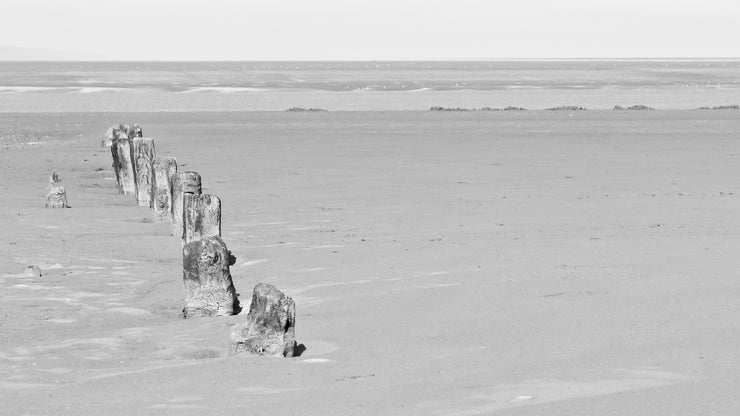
<box><xmin>1</xmin><ymin>0</ymin><xmax>739</xmax><ymax>60</ymax></box>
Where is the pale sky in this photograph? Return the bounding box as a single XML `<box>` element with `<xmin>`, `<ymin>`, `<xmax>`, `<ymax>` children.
<box><xmin>1</xmin><ymin>0</ymin><xmax>739</xmax><ymax>60</ymax></box>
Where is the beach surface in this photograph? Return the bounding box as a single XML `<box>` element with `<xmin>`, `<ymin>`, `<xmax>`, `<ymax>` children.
<box><xmin>2</xmin><ymin>110</ymin><xmax>740</xmax><ymax>414</ymax></box>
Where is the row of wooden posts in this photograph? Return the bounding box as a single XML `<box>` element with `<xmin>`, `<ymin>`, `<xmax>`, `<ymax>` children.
<box><xmin>109</xmin><ymin>136</ymin><xmax>221</xmax><ymax>245</ymax></box>
<box><xmin>107</xmin><ymin>131</ymin><xmax>297</xmax><ymax>358</ymax></box>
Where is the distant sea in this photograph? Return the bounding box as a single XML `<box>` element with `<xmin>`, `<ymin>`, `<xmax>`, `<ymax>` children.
<box><xmin>0</xmin><ymin>60</ymin><xmax>738</xmax><ymax>112</ymax></box>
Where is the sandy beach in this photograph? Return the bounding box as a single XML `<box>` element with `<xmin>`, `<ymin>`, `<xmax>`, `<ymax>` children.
<box><xmin>2</xmin><ymin>110</ymin><xmax>740</xmax><ymax>415</ymax></box>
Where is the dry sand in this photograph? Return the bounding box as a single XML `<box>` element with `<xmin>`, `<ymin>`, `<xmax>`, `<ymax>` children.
<box><xmin>1</xmin><ymin>110</ymin><xmax>740</xmax><ymax>414</ymax></box>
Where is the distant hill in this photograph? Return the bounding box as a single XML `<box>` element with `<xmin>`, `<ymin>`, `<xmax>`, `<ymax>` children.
<box><xmin>0</xmin><ymin>45</ymin><xmax>104</xmax><ymax>61</ymax></box>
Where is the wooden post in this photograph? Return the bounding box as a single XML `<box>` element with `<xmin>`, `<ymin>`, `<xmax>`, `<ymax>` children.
<box><xmin>152</xmin><ymin>157</ymin><xmax>178</xmax><ymax>222</ymax></box>
<box><xmin>183</xmin><ymin>194</ymin><xmax>221</xmax><ymax>245</ymax></box>
<box><xmin>112</xmin><ymin>137</ymin><xmax>136</xmax><ymax>195</ymax></box>
<box><xmin>182</xmin><ymin>236</ymin><xmax>239</xmax><ymax>318</ymax></box>
<box><xmin>229</xmin><ymin>283</ymin><xmax>296</xmax><ymax>357</ymax></box>
<box><xmin>46</xmin><ymin>185</ymin><xmax>68</xmax><ymax>208</ymax></box>
<box><xmin>171</xmin><ymin>172</ymin><xmax>202</xmax><ymax>236</ymax></box>
<box><xmin>132</xmin><ymin>137</ymin><xmax>156</xmax><ymax>207</ymax></box>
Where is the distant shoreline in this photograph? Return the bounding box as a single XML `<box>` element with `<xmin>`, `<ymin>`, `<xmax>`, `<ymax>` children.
<box><xmin>1</xmin><ymin>60</ymin><xmax>737</xmax><ymax>112</ymax></box>
<box><xmin>1</xmin><ymin>58</ymin><xmax>740</xmax><ymax>63</ymax></box>
<box><xmin>1</xmin><ymin>107</ymin><xmax>738</xmax><ymax>114</ymax></box>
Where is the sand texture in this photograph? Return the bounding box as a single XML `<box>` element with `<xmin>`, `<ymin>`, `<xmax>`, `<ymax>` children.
<box><xmin>2</xmin><ymin>111</ymin><xmax>740</xmax><ymax>414</ymax></box>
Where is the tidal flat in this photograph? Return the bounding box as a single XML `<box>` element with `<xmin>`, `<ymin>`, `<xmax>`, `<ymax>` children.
<box><xmin>2</xmin><ymin>110</ymin><xmax>740</xmax><ymax>415</ymax></box>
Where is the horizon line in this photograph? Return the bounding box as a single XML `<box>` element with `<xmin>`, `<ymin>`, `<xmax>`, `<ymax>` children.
<box><xmin>1</xmin><ymin>57</ymin><xmax>740</xmax><ymax>63</ymax></box>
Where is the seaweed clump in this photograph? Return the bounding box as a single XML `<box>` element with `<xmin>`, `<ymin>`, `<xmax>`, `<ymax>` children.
<box><xmin>546</xmin><ymin>105</ymin><xmax>587</xmax><ymax>111</ymax></box>
<box><xmin>613</xmin><ymin>105</ymin><xmax>654</xmax><ymax>110</ymax></box>
<box><xmin>429</xmin><ymin>107</ymin><xmax>472</xmax><ymax>112</ymax></box>
<box><xmin>286</xmin><ymin>107</ymin><xmax>328</xmax><ymax>112</ymax></box>
<box><xmin>429</xmin><ymin>106</ymin><xmax>527</xmax><ymax>112</ymax></box>
<box><xmin>698</xmin><ymin>105</ymin><xmax>739</xmax><ymax>110</ymax></box>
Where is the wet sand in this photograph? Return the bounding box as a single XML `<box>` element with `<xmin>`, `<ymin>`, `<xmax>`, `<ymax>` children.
<box><xmin>2</xmin><ymin>110</ymin><xmax>740</xmax><ymax>415</ymax></box>
<box><xmin>2</xmin><ymin>87</ymin><xmax>739</xmax><ymax>112</ymax></box>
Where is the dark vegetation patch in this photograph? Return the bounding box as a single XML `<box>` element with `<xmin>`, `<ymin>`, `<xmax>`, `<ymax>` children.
<box><xmin>546</xmin><ymin>105</ymin><xmax>587</xmax><ymax>111</ymax></box>
<box><xmin>285</xmin><ymin>107</ymin><xmax>328</xmax><ymax>112</ymax></box>
<box><xmin>613</xmin><ymin>105</ymin><xmax>654</xmax><ymax>110</ymax></box>
<box><xmin>429</xmin><ymin>106</ymin><xmax>527</xmax><ymax>112</ymax></box>
<box><xmin>698</xmin><ymin>105</ymin><xmax>739</xmax><ymax>110</ymax></box>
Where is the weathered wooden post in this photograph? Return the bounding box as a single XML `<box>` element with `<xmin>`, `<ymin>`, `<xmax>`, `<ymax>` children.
<box><xmin>183</xmin><ymin>194</ymin><xmax>221</xmax><ymax>245</ymax></box>
<box><xmin>229</xmin><ymin>283</ymin><xmax>296</xmax><ymax>357</ymax></box>
<box><xmin>171</xmin><ymin>172</ymin><xmax>202</xmax><ymax>236</ymax></box>
<box><xmin>132</xmin><ymin>137</ymin><xmax>156</xmax><ymax>207</ymax></box>
<box><xmin>45</xmin><ymin>171</ymin><xmax>68</xmax><ymax>208</ymax></box>
<box><xmin>152</xmin><ymin>157</ymin><xmax>178</xmax><ymax>222</ymax></box>
<box><xmin>182</xmin><ymin>236</ymin><xmax>239</xmax><ymax>318</ymax></box>
<box><xmin>46</xmin><ymin>186</ymin><xmax>68</xmax><ymax>208</ymax></box>
<box><xmin>111</xmin><ymin>137</ymin><xmax>136</xmax><ymax>195</ymax></box>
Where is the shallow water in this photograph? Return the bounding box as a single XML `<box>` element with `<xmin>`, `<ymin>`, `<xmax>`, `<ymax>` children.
<box><xmin>1</xmin><ymin>60</ymin><xmax>739</xmax><ymax>111</ymax></box>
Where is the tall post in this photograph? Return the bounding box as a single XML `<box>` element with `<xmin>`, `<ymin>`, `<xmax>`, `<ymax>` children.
<box><xmin>183</xmin><ymin>194</ymin><xmax>221</xmax><ymax>245</ymax></box>
<box><xmin>171</xmin><ymin>172</ymin><xmax>202</xmax><ymax>237</ymax></box>
<box><xmin>182</xmin><ymin>236</ymin><xmax>239</xmax><ymax>318</ymax></box>
<box><xmin>152</xmin><ymin>157</ymin><xmax>178</xmax><ymax>222</ymax></box>
<box><xmin>132</xmin><ymin>137</ymin><xmax>156</xmax><ymax>207</ymax></box>
<box><xmin>113</xmin><ymin>137</ymin><xmax>136</xmax><ymax>195</ymax></box>
<box><xmin>46</xmin><ymin>186</ymin><xmax>68</xmax><ymax>208</ymax></box>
